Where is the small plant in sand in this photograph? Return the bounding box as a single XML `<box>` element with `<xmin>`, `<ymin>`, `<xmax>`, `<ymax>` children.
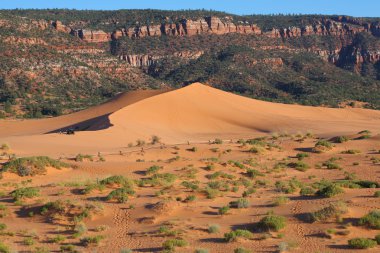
<box><xmin>296</xmin><ymin>153</ymin><xmax>309</xmax><ymax>160</ymax></box>
<box><xmin>316</xmin><ymin>184</ymin><xmax>344</xmax><ymax>198</ymax></box>
<box><xmin>145</xmin><ymin>165</ymin><xmax>162</xmax><ymax>175</ymax></box>
<box><xmin>300</xmin><ymin>187</ymin><xmax>315</xmax><ymax>196</ymax></box>
<box><xmin>234</xmin><ymin>248</ymin><xmax>251</xmax><ymax>253</ymax></box>
<box><xmin>10</xmin><ymin>187</ymin><xmax>40</xmax><ymax>201</ymax></box>
<box><xmin>313</xmin><ymin>140</ymin><xmax>333</xmax><ymax>153</ymax></box>
<box><xmin>180</xmin><ymin>181</ymin><xmax>199</xmax><ymax>191</ymax></box>
<box><xmin>374</xmin><ymin>191</ymin><xmax>380</xmax><ymax>198</ymax></box>
<box><xmin>246</xmin><ymin>168</ymin><xmax>264</xmax><ymax>178</ymax></box>
<box><xmin>106</xmin><ymin>188</ymin><xmax>133</xmax><ymax>203</ymax></box>
<box><xmin>162</xmin><ymin>238</ymin><xmax>188</xmax><ymax>251</ymax></box>
<box><xmin>0</xmin><ymin>242</ymin><xmax>10</xmax><ymax>253</ymax></box>
<box><xmin>213</xmin><ymin>138</ymin><xmax>223</xmax><ymax>144</ymax></box>
<box><xmin>136</xmin><ymin>139</ymin><xmax>145</xmax><ymax>147</ymax></box>
<box><xmin>287</xmin><ymin>161</ymin><xmax>309</xmax><ymax>172</ymax></box>
<box><xmin>341</xmin><ymin>149</ymin><xmax>361</xmax><ymax>154</ymax></box>
<box><xmin>333</xmin><ymin>136</ymin><xmax>350</xmax><ymax>143</ymax></box>
<box><xmin>187</xmin><ymin>147</ymin><xmax>198</xmax><ymax>152</ymax></box>
<box><xmin>151</xmin><ymin>135</ymin><xmax>161</xmax><ymax>144</ymax></box>
<box><xmin>229</xmin><ymin>198</ymin><xmax>249</xmax><ymax>209</ymax></box>
<box><xmin>273</xmin><ymin>196</ymin><xmax>290</xmax><ymax>206</ymax></box>
<box><xmin>348</xmin><ymin>238</ymin><xmax>377</xmax><ymax>249</ymax></box>
<box><xmin>258</xmin><ymin>215</ymin><xmax>287</xmax><ymax>231</ymax></box>
<box><xmin>208</xmin><ymin>224</ymin><xmax>220</xmax><ymax>233</ymax></box>
<box><xmin>3</xmin><ymin>156</ymin><xmax>69</xmax><ymax>176</ymax></box>
<box><xmin>309</xmin><ymin>201</ymin><xmax>348</xmax><ymax>222</ymax></box>
<box><xmin>60</xmin><ymin>244</ymin><xmax>77</xmax><ymax>252</ymax></box>
<box><xmin>81</xmin><ymin>235</ymin><xmax>105</xmax><ymax>246</ymax></box>
<box><xmin>375</xmin><ymin>234</ymin><xmax>380</xmax><ymax>244</ymax></box>
<box><xmin>218</xmin><ymin>206</ymin><xmax>230</xmax><ymax>215</ymax></box>
<box><xmin>224</xmin><ymin>229</ymin><xmax>253</xmax><ymax>242</ymax></box>
<box><xmin>0</xmin><ymin>144</ymin><xmax>9</xmax><ymax>151</ymax></box>
<box><xmin>359</xmin><ymin>210</ymin><xmax>380</xmax><ymax>229</ymax></box>
<box><xmin>195</xmin><ymin>249</ymin><xmax>209</xmax><ymax>253</ymax></box>
<box><xmin>75</xmin><ymin>154</ymin><xmax>93</xmax><ymax>162</ymax></box>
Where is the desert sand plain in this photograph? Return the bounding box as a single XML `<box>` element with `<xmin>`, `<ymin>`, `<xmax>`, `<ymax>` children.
<box><xmin>0</xmin><ymin>83</ymin><xmax>379</xmax><ymax>253</ymax></box>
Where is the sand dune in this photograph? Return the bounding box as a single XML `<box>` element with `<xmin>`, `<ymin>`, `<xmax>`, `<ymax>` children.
<box><xmin>0</xmin><ymin>89</ymin><xmax>166</xmax><ymax>137</ymax></box>
<box><xmin>2</xmin><ymin>83</ymin><xmax>380</xmax><ymax>156</ymax></box>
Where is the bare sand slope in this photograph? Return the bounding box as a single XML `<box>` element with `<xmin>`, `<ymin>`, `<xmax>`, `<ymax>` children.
<box><xmin>2</xmin><ymin>83</ymin><xmax>380</xmax><ymax>156</ymax></box>
<box><xmin>0</xmin><ymin>89</ymin><xmax>166</xmax><ymax>137</ymax></box>
<box><xmin>102</xmin><ymin>82</ymin><xmax>380</xmax><ymax>141</ymax></box>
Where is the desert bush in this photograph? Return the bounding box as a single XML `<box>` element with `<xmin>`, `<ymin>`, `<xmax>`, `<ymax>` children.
<box><xmin>23</xmin><ymin>237</ymin><xmax>35</xmax><ymax>246</ymax></box>
<box><xmin>313</xmin><ymin>140</ymin><xmax>333</xmax><ymax>153</ymax></box>
<box><xmin>106</xmin><ymin>188</ymin><xmax>132</xmax><ymax>203</ymax></box>
<box><xmin>359</xmin><ymin>210</ymin><xmax>380</xmax><ymax>229</ymax></box>
<box><xmin>374</xmin><ymin>191</ymin><xmax>380</xmax><ymax>198</ymax></box>
<box><xmin>375</xmin><ymin>234</ymin><xmax>380</xmax><ymax>244</ymax></box>
<box><xmin>348</xmin><ymin>238</ymin><xmax>377</xmax><ymax>249</ymax></box>
<box><xmin>229</xmin><ymin>198</ymin><xmax>249</xmax><ymax>209</ymax></box>
<box><xmin>310</xmin><ymin>202</ymin><xmax>347</xmax><ymax>222</ymax></box>
<box><xmin>187</xmin><ymin>147</ymin><xmax>198</xmax><ymax>152</ymax></box>
<box><xmin>3</xmin><ymin>156</ymin><xmax>69</xmax><ymax>176</ymax></box>
<box><xmin>10</xmin><ymin>187</ymin><xmax>39</xmax><ymax>201</ymax></box>
<box><xmin>258</xmin><ymin>215</ymin><xmax>286</xmax><ymax>231</ymax></box>
<box><xmin>316</xmin><ymin>184</ymin><xmax>344</xmax><ymax>198</ymax></box>
<box><xmin>273</xmin><ymin>196</ymin><xmax>290</xmax><ymax>206</ymax></box>
<box><xmin>51</xmin><ymin>235</ymin><xmax>66</xmax><ymax>243</ymax></box>
<box><xmin>213</xmin><ymin>138</ymin><xmax>223</xmax><ymax>144</ymax></box>
<box><xmin>341</xmin><ymin>149</ymin><xmax>361</xmax><ymax>154</ymax></box>
<box><xmin>234</xmin><ymin>248</ymin><xmax>251</xmax><ymax>253</ymax></box>
<box><xmin>0</xmin><ymin>242</ymin><xmax>10</xmax><ymax>253</ymax></box>
<box><xmin>136</xmin><ymin>139</ymin><xmax>145</xmax><ymax>146</ymax></box>
<box><xmin>145</xmin><ymin>165</ymin><xmax>162</xmax><ymax>175</ymax></box>
<box><xmin>296</xmin><ymin>153</ymin><xmax>309</xmax><ymax>160</ymax></box>
<box><xmin>287</xmin><ymin>161</ymin><xmax>309</xmax><ymax>171</ymax></box>
<box><xmin>248</xmin><ymin>146</ymin><xmax>264</xmax><ymax>154</ymax></box>
<box><xmin>60</xmin><ymin>244</ymin><xmax>77</xmax><ymax>252</ymax></box>
<box><xmin>242</xmin><ymin>187</ymin><xmax>256</xmax><ymax>197</ymax></box>
<box><xmin>224</xmin><ymin>229</ymin><xmax>253</xmax><ymax>242</ymax></box>
<box><xmin>81</xmin><ymin>235</ymin><xmax>105</xmax><ymax>246</ymax></box>
<box><xmin>300</xmin><ymin>187</ymin><xmax>315</xmax><ymax>196</ymax></box>
<box><xmin>162</xmin><ymin>239</ymin><xmax>188</xmax><ymax>250</ymax></box>
<box><xmin>75</xmin><ymin>154</ymin><xmax>93</xmax><ymax>162</ymax></box>
<box><xmin>0</xmin><ymin>223</ymin><xmax>7</xmax><ymax>231</ymax></box>
<box><xmin>333</xmin><ymin>136</ymin><xmax>350</xmax><ymax>143</ymax></box>
<box><xmin>151</xmin><ymin>135</ymin><xmax>160</xmax><ymax>144</ymax></box>
<box><xmin>100</xmin><ymin>175</ymin><xmax>134</xmax><ymax>189</ymax></box>
<box><xmin>150</xmin><ymin>173</ymin><xmax>177</xmax><ymax>187</ymax></box>
<box><xmin>195</xmin><ymin>249</ymin><xmax>209</xmax><ymax>253</ymax></box>
<box><xmin>181</xmin><ymin>181</ymin><xmax>199</xmax><ymax>191</ymax></box>
<box><xmin>218</xmin><ymin>206</ymin><xmax>230</xmax><ymax>215</ymax></box>
<box><xmin>246</xmin><ymin>168</ymin><xmax>264</xmax><ymax>178</ymax></box>
<box><xmin>208</xmin><ymin>224</ymin><xmax>220</xmax><ymax>233</ymax></box>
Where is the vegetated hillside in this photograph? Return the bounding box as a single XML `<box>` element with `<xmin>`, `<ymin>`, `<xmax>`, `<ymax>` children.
<box><xmin>0</xmin><ymin>9</ymin><xmax>380</xmax><ymax>118</ymax></box>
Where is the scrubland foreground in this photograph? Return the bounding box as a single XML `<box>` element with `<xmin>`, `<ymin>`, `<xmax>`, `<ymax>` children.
<box><xmin>0</xmin><ymin>84</ymin><xmax>379</xmax><ymax>252</ymax></box>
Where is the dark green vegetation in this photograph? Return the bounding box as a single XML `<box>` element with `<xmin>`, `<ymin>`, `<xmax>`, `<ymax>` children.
<box><xmin>1</xmin><ymin>156</ymin><xmax>69</xmax><ymax>176</ymax></box>
<box><xmin>0</xmin><ymin>9</ymin><xmax>380</xmax><ymax>118</ymax></box>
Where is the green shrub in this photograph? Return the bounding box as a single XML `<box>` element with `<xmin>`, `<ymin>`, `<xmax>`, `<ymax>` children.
<box><xmin>208</xmin><ymin>224</ymin><xmax>220</xmax><ymax>233</ymax></box>
<box><xmin>145</xmin><ymin>165</ymin><xmax>162</xmax><ymax>175</ymax></box>
<box><xmin>300</xmin><ymin>187</ymin><xmax>315</xmax><ymax>196</ymax></box>
<box><xmin>310</xmin><ymin>202</ymin><xmax>347</xmax><ymax>222</ymax></box>
<box><xmin>296</xmin><ymin>153</ymin><xmax>309</xmax><ymax>160</ymax></box>
<box><xmin>316</xmin><ymin>184</ymin><xmax>344</xmax><ymax>198</ymax></box>
<box><xmin>375</xmin><ymin>234</ymin><xmax>380</xmax><ymax>244</ymax></box>
<box><xmin>246</xmin><ymin>169</ymin><xmax>264</xmax><ymax>178</ymax></box>
<box><xmin>273</xmin><ymin>196</ymin><xmax>290</xmax><ymax>206</ymax></box>
<box><xmin>374</xmin><ymin>191</ymin><xmax>380</xmax><ymax>198</ymax></box>
<box><xmin>100</xmin><ymin>175</ymin><xmax>133</xmax><ymax>188</ymax></box>
<box><xmin>195</xmin><ymin>249</ymin><xmax>209</xmax><ymax>253</ymax></box>
<box><xmin>258</xmin><ymin>215</ymin><xmax>286</xmax><ymax>231</ymax></box>
<box><xmin>3</xmin><ymin>156</ymin><xmax>69</xmax><ymax>176</ymax></box>
<box><xmin>348</xmin><ymin>238</ymin><xmax>377</xmax><ymax>249</ymax></box>
<box><xmin>229</xmin><ymin>198</ymin><xmax>249</xmax><ymax>209</ymax></box>
<box><xmin>10</xmin><ymin>187</ymin><xmax>40</xmax><ymax>201</ymax></box>
<box><xmin>75</xmin><ymin>154</ymin><xmax>93</xmax><ymax>162</ymax></box>
<box><xmin>313</xmin><ymin>140</ymin><xmax>333</xmax><ymax>153</ymax></box>
<box><xmin>81</xmin><ymin>235</ymin><xmax>105</xmax><ymax>246</ymax></box>
<box><xmin>287</xmin><ymin>161</ymin><xmax>309</xmax><ymax>171</ymax></box>
<box><xmin>213</xmin><ymin>138</ymin><xmax>223</xmax><ymax>144</ymax></box>
<box><xmin>218</xmin><ymin>206</ymin><xmax>230</xmax><ymax>215</ymax></box>
<box><xmin>60</xmin><ymin>244</ymin><xmax>77</xmax><ymax>252</ymax></box>
<box><xmin>359</xmin><ymin>210</ymin><xmax>380</xmax><ymax>229</ymax></box>
<box><xmin>106</xmin><ymin>188</ymin><xmax>133</xmax><ymax>203</ymax></box>
<box><xmin>187</xmin><ymin>147</ymin><xmax>198</xmax><ymax>152</ymax></box>
<box><xmin>341</xmin><ymin>149</ymin><xmax>360</xmax><ymax>154</ymax></box>
<box><xmin>162</xmin><ymin>239</ymin><xmax>188</xmax><ymax>250</ymax></box>
<box><xmin>224</xmin><ymin>229</ymin><xmax>253</xmax><ymax>242</ymax></box>
<box><xmin>23</xmin><ymin>237</ymin><xmax>35</xmax><ymax>246</ymax></box>
<box><xmin>0</xmin><ymin>242</ymin><xmax>10</xmax><ymax>253</ymax></box>
<box><xmin>234</xmin><ymin>248</ymin><xmax>251</xmax><ymax>253</ymax></box>
<box><xmin>334</xmin><ymin>136</ymin><xmax>349</xmax><ymax>143</ymax></box>
<box><xmin>248</xmin><ymin>146</ymin><xmax>264</xmax><ymax>154</ymax></box>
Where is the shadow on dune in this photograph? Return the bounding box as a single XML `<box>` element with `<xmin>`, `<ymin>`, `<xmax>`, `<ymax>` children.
<box><xmin>47</xmin><ymin>113</ymin><xmax>113</xmax><ymax>134</ymax></box>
